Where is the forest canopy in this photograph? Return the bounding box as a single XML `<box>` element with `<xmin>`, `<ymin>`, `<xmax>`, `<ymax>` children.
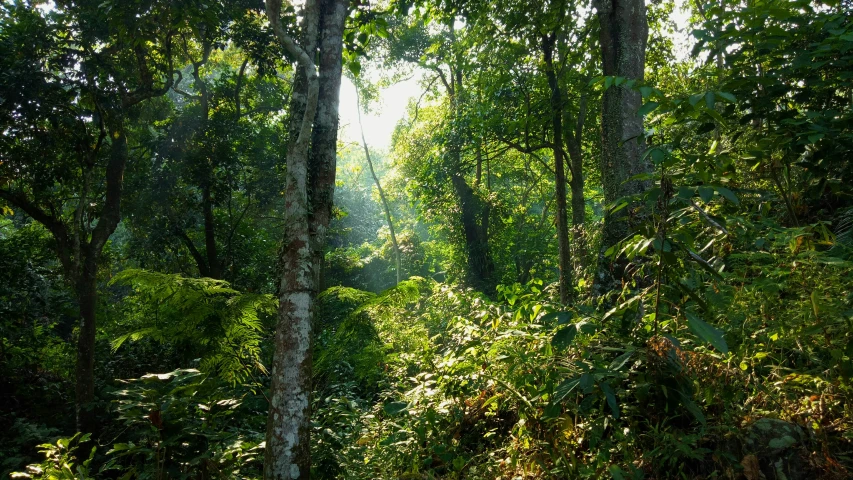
<box><xmin>1</xmin><ymin>0</ymin><xmax>852</xmax><ymax>479</ymax></box>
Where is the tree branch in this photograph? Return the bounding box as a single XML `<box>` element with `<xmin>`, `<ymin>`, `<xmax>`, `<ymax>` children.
<box><xmin>266</xmin><ymin>0</ymin><xmax>320</xmax><ymax>151</ymax></box>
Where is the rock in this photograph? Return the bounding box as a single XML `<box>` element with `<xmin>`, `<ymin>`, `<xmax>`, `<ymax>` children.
<box><xmin>744</xmin><ymin>418</ymin><xmax>804</xmax><ymax>456</ymax></box>
<box><xmin>743</xmin><ymin>418</ymin><xmax>808</xmax><ymax>480</ymax></box>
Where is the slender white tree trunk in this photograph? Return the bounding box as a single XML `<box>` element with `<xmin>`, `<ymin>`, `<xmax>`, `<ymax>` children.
<box><xmin>264</xmin><ymin>0</ymin><xmax>349</xmax><ymax>477</ymax></box>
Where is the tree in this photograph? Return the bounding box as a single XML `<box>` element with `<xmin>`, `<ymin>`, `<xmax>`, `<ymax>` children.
<box><xmin>123</xmin><ymin>42</ymin><xmax>290</xmax><ymax>289</ymax></box>
<box><xmin>387</xmin><ymin>11</ymin><xmax>497</xmax><ymax>292</ymax></box>
<box><xmin>0</xmin><ymin>0</ymin><xmax>212</xmax><ymax>432</ymax></box>
<box><xmin>593</xmin><ymin>0</ymin><xmax>651</xmax><ymax>290</ymax></box>
<box><xmin>263</xmin><ymin>0</ymin><xmax>349</xmax><ymax>477</ymax></box>
<box><xmin>356</xmin><ymin>86</ymin><xmax>403</xmax><ymax>285</ymax></box>
<box><xmin>458</xmin><ymin>0</ymin><xmax>596</xmax><ymax>297</ymax></box>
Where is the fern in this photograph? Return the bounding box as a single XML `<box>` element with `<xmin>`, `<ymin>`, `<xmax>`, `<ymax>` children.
<box><xmin>110</xmin><ymin>269</ymin><xmax>275</xmax><ymax>384</ymax></box>
<box><xmin>313</xmin><ymin>279</ymin><xmax>433</xmax><ymax>395</ymax></box>
<box><xmin>836</xmin><ymin>207</ymin><xmax>853</xmax><ymax>246</ymax></box>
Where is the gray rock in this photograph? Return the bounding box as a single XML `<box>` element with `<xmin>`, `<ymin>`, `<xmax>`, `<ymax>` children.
<box><xmin>743</xmin><ymin>418</ymin><xmax>808</xmax><ymax>480</ymax></box>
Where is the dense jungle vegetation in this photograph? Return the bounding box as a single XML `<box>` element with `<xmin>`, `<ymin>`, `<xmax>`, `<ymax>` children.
<box><xmin>1</xmin><ymin>0</ymin><xmax>852</xmax><ymax>478</ymax></box>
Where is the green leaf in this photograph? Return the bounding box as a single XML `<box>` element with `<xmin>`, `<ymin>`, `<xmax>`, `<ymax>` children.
<box><xmin>638</xmin><ymin>101</ymin><xmax>659</xmax><ymax>117</ymax></box>
<box><xmin>678</xmin><ymin>390</ymin><xmax>706</xmax><ymax>425</ymax></box>
<box><xmin>677</xmin><ymin>186</ymin><xmax>694</xmax><ymax>200</ymax></box>
<box><xmin>715</xmin><ymin>187</ymin><xmax>739</xmax><ymax>205</ymax></box>
<box><xmin>716</xmin><ymin>91</ymin><xmax>736</xmax><ymax>103</ymax></box>
<box><xmin>551</xmin><ymin>325</ymin><xmax>577</xmax><ymax>350</ymax></box>
<box><xmin>704</xmin><ymin>107</ymin><xmax>726</xmax><ymax>124</ymax></box>
<box><xmin>704</xmin><ymin>91</ymin><xmax>715</xmax><ymax>109</ymax></box>
<box><xmin>698</xmin><ymin>186</ymin><xmax>714</xmax><ymax>203</ymax></box>
<box><xmin>609</xmin><ymin>465</ymin><xmax>627</xmax><ymax>480</ymax></box>
<box><xmin>688</xmin><ymin>93</ymin><xmax>704</xmax><ymax>106</ymax></box>
<box><xmin>608</xmin><ymin>350</ymin><xmax>635</xmax><ymax>371</ymax></box>
<box><xmin>685</xmin><ymin>311</ymin><xmax>728</xmax><ymax>354</ymax></box>
<box><xmin>697</xmin><ymin>122</ymin><xmax>717</xmax><ymax>134</ymax></box>
<box><xmin>383</xmin><ymin>401</ymin><xmax>409</xmax><ymax>416</ymax></box>
<box><xmin>552</xmin><ymin>376</ymin><xmax>581</xmax><ymax>403</ymax></box>
<box><xmin>348</xmin><ymin>60</ymin><xmax>361</xmax><ymax>77</ymax></box>
<box><xmin>540</xmin><ymin>311</ymin><xmax>573</xmax><ymax>325</ymax></box>
<box><xmin>599</xmin><ymin>381</ymin><xmax>620</xmax><ymax>419</ymax></box>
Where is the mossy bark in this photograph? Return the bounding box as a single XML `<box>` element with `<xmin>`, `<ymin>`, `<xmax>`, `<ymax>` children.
<box><xmin>594</xmin><ymin>0</ymin><xmax>650</xmax><ymax>291</ymax></box>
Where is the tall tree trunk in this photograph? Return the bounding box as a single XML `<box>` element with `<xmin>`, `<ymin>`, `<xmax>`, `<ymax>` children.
<box><xmin>73</xmin><ymin>260</ymin><xmax>98</xmax><ymax>433</ymax></box>
<box><xmin>309</xmin><ymin>0</ymin><xmax>348</xmax><ymax>289</ymax></box>
<box><xmin>566</xmin><ymin>91</ymin><xmax>588</xmax><ymax>272</ymax></box>
<box><xmin>356</xmin><ymin>89</ymin><xmax>402</xmax><ymax>284</ymax></box>
<box><xmin>202</xmin><ymin>183</ymin><xmax>221</xmax><ymax>279</ymax></box>
<box><xmin>74</xmin><ymin>125</ymin><xmax>128</xmax><ymax>433</ymax></box>
<box><xmin>264</xmin><ymin>0</ymin><xmax>348</xmax><ymax>477</ymax></box>
<box><xmin>542</xmin><ymin>34</ymin><xmax>573</xmax><ymax>304</ymax></box>
<box><xmin>451</xmin><ymin>174</ymin><xmax>494</xmax><ymax>293</ymax></box>
<box><xmin>442</xmin><ymin>50</ymin><xmax>495</xmax><ymax>294</ymax></box>
<box><xmin>194</xmin><ymin>47</ymin><xmax>220</xmax><ymax>279</ymax></box>
<box><xmin>594</xmin><ymin>0</ymin><xmax>650</xmax><ymax>290</ymax></box>
<box><xmin>265</xmin><ymin>0</ymin><xmax>320</xmax><ymax>477</ymax></box>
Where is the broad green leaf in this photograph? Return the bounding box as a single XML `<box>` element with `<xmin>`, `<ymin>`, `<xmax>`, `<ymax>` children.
<box><xmin>685</xmin><ymin>311</ymin><xmax>728</xmax><ymax>354</ymax></box>
<box><xmin>608</xmin><ymin>350</ymin><xmax>635</xmax><ymax>371</ymax></box>
<box><xmin>638</xmin><ymin>101</ymin><xmax>659</xmax><ymax>117</ymax></box>
<box><xmin>677</xmin><ymin>390</ymin><xmax>706</xmax><ymax>425</ymax></box>
<box><xmin>704</xmin><ymin>91</ymin><xmax>715</xmax><ymax>109</ymax></box>
<box><xmin>698</xmin><ymin>186</ymin><xmax>714</xmax><ymax>203</ymax></box>
<box><xmin>551</xmin><ymin>325</ymin><xmax>577</xmax><ymax>350</ymax></box>
<box><xmin>716</xmin><ymin>91</ymin><xmax>736</xmax><ymax>102</ymax></box>
<box><xmin>383</xmin><ymin>401</ymin><xmax>409</xmax><ymax>416</ymax></box>
<box><xmin>540</xmin><ymin>311</ymin><xmax>573</xmax><ymax>325</ymax></box>
<box><xmin>348</xmin><ymin>60</ymin><xmax>361</xmax><ymax>77</ymax></box>
<box><xmin>599</xmin><ymin>381</ymin><xmax>620</xmax><ymax>419</ymax></box>
<box><xmin>715</xmin><ymin>187</ymin><xmax>739</xmax><ymax>205</ymax></box>
<box><xmin>552</xmin><ymin>376</ymin><xmax>581</xmax><ymax>403</ymax></box>
<box><xmin>609</xmin><ymin>465</ymin><xmax>627</xmax><ymax>480</ymax></box>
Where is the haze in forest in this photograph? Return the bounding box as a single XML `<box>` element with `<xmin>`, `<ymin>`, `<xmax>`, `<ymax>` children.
<box><xmin>0</xmin><ymin>0</ymin><xmax>851</xmax><ymax>479</ymax></box>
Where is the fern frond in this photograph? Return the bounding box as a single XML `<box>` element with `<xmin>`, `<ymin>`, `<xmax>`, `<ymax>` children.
<box><xmin>836</xmin><ymin>207</ymin><xmax>853</xmax><ymax>246</ymax></box>
<box><xmin>111</xmin><ymin>269</ymin><xmax>274</xmax><ymax>383</ymax></box>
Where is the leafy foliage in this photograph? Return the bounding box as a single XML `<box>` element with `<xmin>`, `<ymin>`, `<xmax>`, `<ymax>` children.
<box><xmin>109</xmin><ymin>269</ymin><xmax>275</xmax><ymax>384</ymax></box>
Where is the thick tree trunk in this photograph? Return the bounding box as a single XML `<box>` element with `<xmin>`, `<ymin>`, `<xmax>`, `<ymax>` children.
<box><xmin>73</xmin><ymin>262</ymin><xmax>98</xmax><ymax>434</ymax></box>
<box><xmin>264</xmin><ymin>0</ymin><xmax>319</xmax><ymax>476</ymax></box>
<box><xmin>542</xmin><ymin>34</ymin><xmax>573</xmax><ymax>304</ymax></box>
<box><xmin>308</xmin><ymin>0</ymin><xmax>348</xmax><ymax>287</ymax></box>
<box><xmin>73</xmin><ymin>126</ymin><xmax>128</xmax><ymax>433</ymax></box>
<box><xmin>443</xmin><ymin>50</ymin><xmax>495</xmax><ymax>294</ymax></box>
<box><xmin>567</xmin><ymin>90</ymin><xmax>588</xmax><ymax>272</ymax></box>
<box><xmin>451</xmin><ymin>174</ymin><xmax>495</xmax><ymax>293</ymax></box>
<box><xmin>594</xmin><ymin>0</ymin><xmax>650</xmax><ymax>289</ymax></box>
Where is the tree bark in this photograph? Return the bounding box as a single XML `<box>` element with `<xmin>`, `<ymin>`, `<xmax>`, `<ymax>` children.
<box><xmin>594</xmin><ymin>0</ymin><xmax>650</xmax><ymax>289</ymax></box>
<box><xmin>265</xmin><ymin>0</ymin><xmax>320</xmax><ymax>477</ymax></box>
<box><xmin>309</xmin><ymin>0</ymin><xmax>348</xmax><ymax>289</ymax></box>
<box><xmin>566</xmin><ymin>91</ymin><xmax>588</xmax><ymax>271</ymax></box>
<box><xmin>73</xmin><ymin>260</ymin><xmax>98</xmax><ymax>433</ymax></box>
<box><xmin>264</xmin><ymin>0</ymin><xmax>348</xmax><ymax>477</ymax></box>
<box><xmin>202</xmin><ymin>183</ymin><xmax>221</xmax><ymax>279</ymax></box>
<box><xmin>442</xmin><ymin>41</ymin><xmax>495</xmax><ymax>294</ymax></box>
<box><xmin>542</xmin><ymin>34</ymin><xmax>573</xmax><ymax>304</ymax></box>
<box><xmin>451</xmin><ymin>174</ymin><xmax>494</xmax><ymax>293</ymax></box>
